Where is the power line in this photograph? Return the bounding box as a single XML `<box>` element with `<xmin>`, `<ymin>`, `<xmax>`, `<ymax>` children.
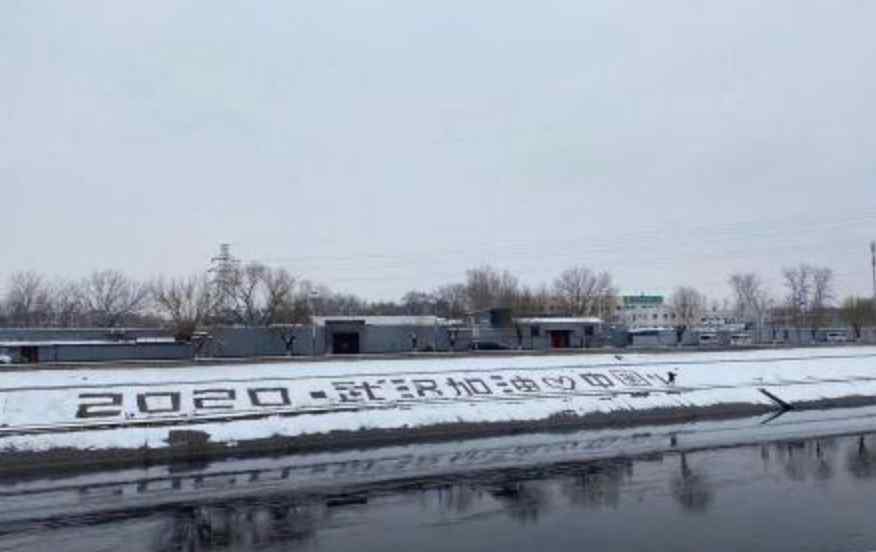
<box><xmin>252</xmin><ymin>208</ymin><xmax>876</xmax><ymax>271</ymax></box>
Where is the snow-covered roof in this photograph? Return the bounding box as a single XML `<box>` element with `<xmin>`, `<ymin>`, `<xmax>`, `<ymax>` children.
<box><xmin>514</xmin><ymin>317</ymin><xmax>603</xmax><ymax>325</ymax></box>
<box><xmin>628</xmin><ymin>326</ymin><xmax>674</xmax><ymax>334</ymax></box>
<box><xmin>0</xmin><ymin>339</ymin><xmax>177</xmax><ymax>347</ymax></box>
<box><xmin>312</xmin><ymin>316</ymin><xmax>456</xmax><ymax>327</ymax></box>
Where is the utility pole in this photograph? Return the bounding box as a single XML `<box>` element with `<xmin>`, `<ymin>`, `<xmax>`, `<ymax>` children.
<box><xmin>308</xmin><ymin>290</ymin><xmax>320</xmax><ymax>356</ymax></box>
<box><xmin>433</xmin><ymin>297</ymin><xmax>444</xmax><ymax>352</ymax></box>
<box><xmin>871</xmin><ymin>240</ymin><xmax>876</xmax><ymax>301</ymax></box>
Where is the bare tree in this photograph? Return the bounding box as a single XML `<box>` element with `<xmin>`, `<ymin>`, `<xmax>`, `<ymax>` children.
<box><xmin>230</xmin><ymin>262</ymin><xmax>267</xmax><ymax>326</ymax></box>
<box><xmin>278</xmin><ymin>279</ymin><xmax>321</xmax><ymax>322</ymax></box>
<box><xmin>464</xmin><ymin>267</ymin><xmax>493</xmax><ymax>312</ymax></box>
<box><xmin>840</xmin><ymin>297</ymin><xmax>875</xmax><ymax>340</ymax></box>
<box><xmin>292</xmin><ymin>279</ymin><xmax>370</xmax><ymax>318</ymax></box>
<box><xmin>593</xmin><ymin>289</ymin><xmax>619</xmax><ymax>322</ymax></box>
<box><xmin>434</xmin><ymin>283</ymin><xmax>468</xmax><ymax>319</ymax></box>
<box><xmin>152</xmin><ymin>274</ymin><xmax>215</xmax><ymax>338</ymax></box>
<box><xmin>464</xmin><ymin>266</ymin><xmax>519</xmax><ymax>311</ymax></box>
<box><xmin>79</xmin><ymin>269</ymin><xmax>150</xmax><ymax>327</ymax></box>
<box><xmin>728</xmin><ymin>272</ymin><xmax>773</xmax><ymax>338</ymax></box>
<box><xmin>782</xmin><ymin>264</ymin><xmax>812</xmax><ymax>336</ymax></box>
<box><xmin>400</xmin><ymin>290</ymin><xmax>436</xmax><ymax>315</ymax></box>
<box><xmin>552</xmin><ymin>266</ymin><xmax>616</xmax><ymax>317</ymax></box>
<box><xmin>513</xmin><ymin>284</ymin><xmax>554</xmax><ymax>317</ymax></box>
<box><xmin>4</xmin><ymin>271</ymin><xmax>51</xmax><ymax>327</ymax></box>
<box><xmin>495</xmin><ymin>270</ymin><xmax>520</xmax><ymax>309</ymax></box>
<box><xmin>810</xmin><ymin>266</ymin><xmax>835</xmax><ymax>335</ymax></box>
<box><xmin>219</xmin><ymin>263</ymin><xmax>300</xmax><ymax>326</ymax></box>
<box><xmin>323</xmin><ymin>292</ymin><xmax>369</xmax><ymax>315</ymax></box>
<box><xmin>782</xmin><ymin>263</ymin><xmax>834</xmax><ymax>338</ymax></box>
<box><xmin>670</xmin><ymin>286</ymin><xmax>707</xmax><ymax>343</ymax></box>
<box><xmin>48</xmin><ymin>279</ymin><xmax>84</xmax><ymax>327</ymax></box>
<box><xmin>294</xmin><ymin>280</ymin><xmax>334</xmax><ymax>318</ymax></box>
<box><xmin>261</xmin><ymin>267</ymin><xmax>296</xmax><ymax>324</ymax></box>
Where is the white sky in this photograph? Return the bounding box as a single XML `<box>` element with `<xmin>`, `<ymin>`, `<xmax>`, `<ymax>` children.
<box><xmin>2</xmin><ymin>1</ymin><xmax>875</xmax><ymax>302</ymax></box>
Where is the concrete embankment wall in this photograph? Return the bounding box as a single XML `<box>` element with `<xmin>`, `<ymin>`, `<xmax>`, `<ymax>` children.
<box><xmin>2</xmin><ymin>346</ymin><xmax>876</xmax><ymax>474</ymax></box>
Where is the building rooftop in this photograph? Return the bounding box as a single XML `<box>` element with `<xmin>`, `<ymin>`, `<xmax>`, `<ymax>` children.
<box><xmin>0</xmin><ymin>338</ymin><xmax>177</xmax><ymax>347</ymax></box>
<box><xmin>312</xmin><ymin>316</ymin><xmax>458</xmax><ymax>327</ymax></box>
<box><xmin>628</xmin><ymin>326</ymin><xmax>674</xmax><ymax>333</ymax></box>
<box><xmin>514</xmin><ymin>317</ymin><xmax>603</xmax><ymax>325</ymax></box>
<box><xmin>622</xmin><ymin>295</ymin><xmax>665</xmax><ymax>306</ymax></box>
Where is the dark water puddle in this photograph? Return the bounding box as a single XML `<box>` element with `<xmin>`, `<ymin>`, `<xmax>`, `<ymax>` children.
<box><xmin>5</xmin><ymin>431</ymin><xmax>876</xmax><ymax>551</ymax></box>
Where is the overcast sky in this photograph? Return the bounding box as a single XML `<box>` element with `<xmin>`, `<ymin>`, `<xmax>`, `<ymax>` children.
<box><xmin>3</xmin><ymin>1</ymin><xmax>876</xmax><ymax>302</ymax></box>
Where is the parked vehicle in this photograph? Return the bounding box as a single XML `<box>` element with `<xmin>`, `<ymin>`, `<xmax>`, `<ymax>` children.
<box><xmin>825</xmin><ymin>331</ymin><xmax>849</xmax><ymax>343</ymax></box>
<box><xmin>730</xmin><ymin>333</ymin><xmax>752</xmax><ymax>346</ymax></box>
<box><xmin>698</xmin><ymin>332</ymin><xmax>719</xmax><ymax>346</ymax></box>
<box><xmin>0</xmin><ymin>353</ymin><xmax>12</xmax><ymax>364</ymax></box>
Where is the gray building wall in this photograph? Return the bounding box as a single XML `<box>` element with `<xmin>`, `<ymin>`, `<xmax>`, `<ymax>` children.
<box><xmin>0</xmin><ymin>328</ymin><xmax>191</xmax><ymax>363</ymax></box>
<box><xmin>328</xmin><ymin>324</ymin><xmax>464</xmax><ymax>354</ymax></box>
<box><xmin>0</xmin><ymin>328</ymin><xmax>171</xmax><ymax>342</ymax></box>
<box><xmin>48</xmin><ymin>343</ymin><xmax>193</xmax><ymax>362</ymax></box>
<box><xmin>207</xmin><ymin>326</ymin><xmax>324</xmax><ymax>357</ymax></box>
<box><xmin>630</xmin><ymin>329</ymin><xmax>678</xmax><ymax>347</ymax></box>
<box><xmin>1</xmin><ymin>342</ymin><xmax>193</xmax><ymax>363</ymax></box>
<box><xmin>471</xmin><ymin>322</ymin><xmax>605</xmax><ymax>350</ymax></box>
<box><xmin>207</xmin><ymin>325</ymin><xmax>471</xmax><ymax>357</ymax></box>
<box><xmin>361</xmin><ymin>325</ymin><xmax>444</xmax><ymax>353</ymax></box>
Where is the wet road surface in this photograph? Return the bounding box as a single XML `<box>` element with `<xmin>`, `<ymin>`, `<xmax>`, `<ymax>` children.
<box><xmin>5</xmin><ymin>417</ymin><xmax>876</xmax><ymax>551</ymax></box>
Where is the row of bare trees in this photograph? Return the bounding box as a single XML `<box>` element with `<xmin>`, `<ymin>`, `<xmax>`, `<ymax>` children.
<box><xmin>841</xmin><ymin>297</ymin><xmax>876</xmax><ymax>339</ymax></box>
<box><xmin>5</xmin><ymin>259</ymin><xmax>872</xmax><ymax>339</ymax></box>
<box><xmin>1</xmin><ymin>264</ymin><xmax>311</xmax><ymax>332</ymax></box>
<box><xmin>1</xmin><ymin>263</ymin><xmax>619</xmax><ymax>331</ymax></box>
<box><xmin>778</xmin><ymin>264</ymin><xmax>836</xmax><ymax>336</ymax></box>
<box><xmin>667</xmin><ymin>262</ymin><xmax>864</xmax><ymax>340</ymax></box>
<box><xmin>397</xmin><ymin>265</ymin><xmax>618</xmax><ymax>320</ymax></box>
<box><xmin>1</xmin><ymin>270</ymin><xmax>155</xmax><ymax>328</ymax></box>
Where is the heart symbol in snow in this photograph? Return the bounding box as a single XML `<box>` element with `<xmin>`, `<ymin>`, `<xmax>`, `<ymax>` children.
<box><xmin>542</xmin><ymin>376</ymin><xmax>576</xmax><ymax>390</ymax></box>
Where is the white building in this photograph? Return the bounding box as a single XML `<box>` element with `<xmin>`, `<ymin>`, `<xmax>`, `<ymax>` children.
<box><xmin>617</xmin><ymin>294</ymin><xmax>745</xmax><ymax>332</ymax></box>
<box><xmin>617</xmin><ymin>295</ymin><xmax>676</xmax><ymax>329</ymax></box>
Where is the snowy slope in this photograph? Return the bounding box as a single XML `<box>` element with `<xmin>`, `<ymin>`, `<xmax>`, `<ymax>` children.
<box><xmin>1</xmin><ymin>346</ymin><xmax>875</xmax><ymax>453</ymax></box>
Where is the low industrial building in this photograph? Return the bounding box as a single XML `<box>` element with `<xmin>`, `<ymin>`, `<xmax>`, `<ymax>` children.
<box><xmin>314</xmin><ymin>316</ymin><xmax>462</xmax><ymax>354</ymax></box>
<box><xmin>617</xmin><ymin>295</ymin><xmax>676</xmax><ymax>329</ymax></box>
<box><xmin>513</xmin><ymin>317</ymin><xmax>604</xmax><ymax>349</ymax></box>
<box><xmin>206</xmin><ymin>317</ymin><xmax>466</xmax><ymax>358</ymax></box>
<box><xmin>0</xmin><ymin>327</ymin><xmax>170</xmax><ymax>342</ymax></box>
<box><xmin>0</xmin><ymin>338</ymin><xmax>193</xmax><ymax>364</ymax></box>
<box><xmin>628</xmin><ymin>327</ymin><xmax>678</xmax><ymax>347</ymax></box>
<box><xmin>206</xmin><ymin>326</ymin><xmax>311</xmax><ymax>357</ymax></box>
<box><xmin>208</xmin><ymin>312</ymin><xmax>606</xmax><ymax>357</ymax></box>
<box><xmin>469</xmin><ymin>309</ymin><xmax>606</xmax><ymax>350</ymax></box>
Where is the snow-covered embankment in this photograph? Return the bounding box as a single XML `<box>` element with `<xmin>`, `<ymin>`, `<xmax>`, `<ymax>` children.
<box><xmin>2</xmin><ymin>346</ymin><xmax>876</xmax><ymax>471</ymax></box>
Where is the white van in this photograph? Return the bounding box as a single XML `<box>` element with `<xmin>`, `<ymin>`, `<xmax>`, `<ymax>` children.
<box><xmin>730</xmin><ymin>333</ymin><xmax>752</xmax><ymax>346</ymax></box>
<box><xmin>825</xmin><ymin>331</ymin><xmax>849</xmax><ymax>343</ymax></box>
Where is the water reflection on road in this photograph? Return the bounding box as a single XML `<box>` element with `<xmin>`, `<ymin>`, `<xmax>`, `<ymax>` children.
<box><xmin>6</xmin><ymin>432</ymin><xmax>876</xmax><ymax>551</ymax></box>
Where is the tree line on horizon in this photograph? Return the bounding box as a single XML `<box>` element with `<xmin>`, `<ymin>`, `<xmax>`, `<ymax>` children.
<box><xmin>0</xmin><ymin>261</ymin><xmax>873</xmax><ymax>339</ymax></box>
<box><xmin>0</xmin><ymin>265</ymin><xmax>614</xmax><ymax>334</ymax></box>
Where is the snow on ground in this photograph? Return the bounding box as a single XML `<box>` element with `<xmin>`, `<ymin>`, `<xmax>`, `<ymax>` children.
<box><xmin>2</xmin><ymin>345</ymin><xmax>875</xmax><ymax>385</ymax></box>
<box><xmin>1</xmin><ymin>346</ymin><xmax>875</xmax><ymax>453</ymax></box>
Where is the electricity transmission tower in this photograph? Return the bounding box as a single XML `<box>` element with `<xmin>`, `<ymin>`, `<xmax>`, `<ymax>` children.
<box><xmin>209</xmin><ymin>243</ymin><xmax>240</xmax><ymax>321</ymax></box>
